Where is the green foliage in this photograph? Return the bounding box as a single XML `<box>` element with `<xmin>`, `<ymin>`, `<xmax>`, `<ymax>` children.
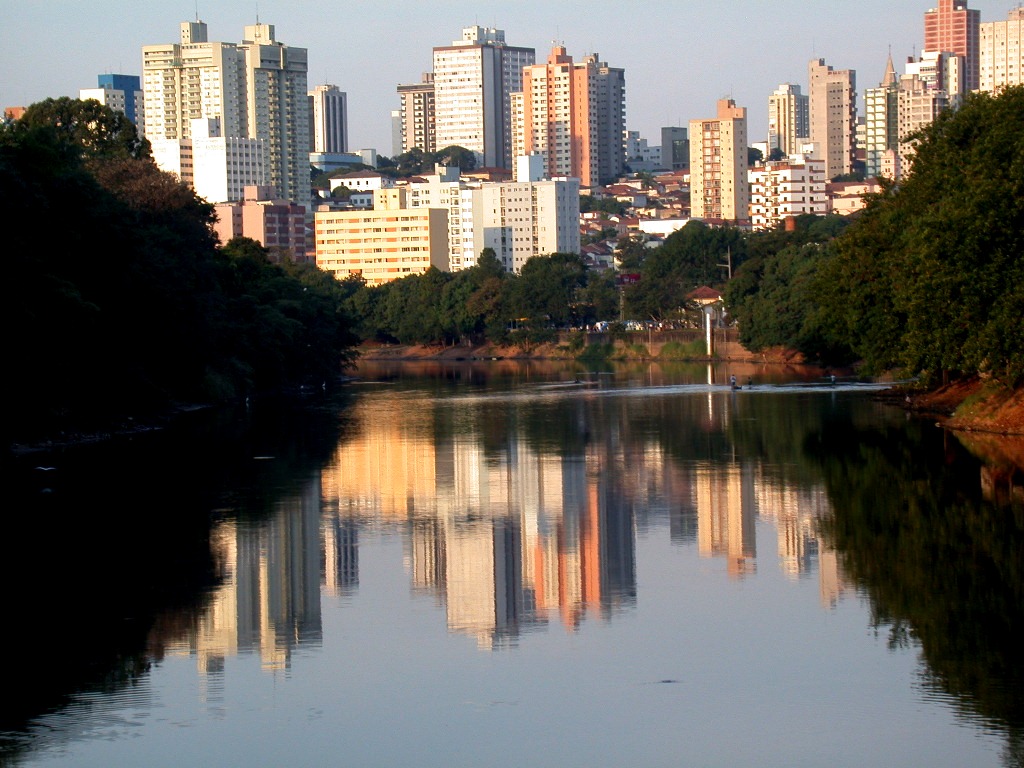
<box><xmin>579</xmin><ymin>195</ymin><xmax>628</xmax><ymax>216</ymax></box>
<box><xmin>376</xmin><ymin>145</ymin><xmax>476</xmax><ymax>177</ymax></box>
<box><xmin>17</xmin><ymin>97</ymin><xmax>151</xmax><ymax>162</ymax></box>
<box><xmin>625</xmin><ymin>221</ymin><xmax>744</xmax><ymax>320</ymax></box>
<box><xmin>721</xmin><ymin>214</ymin><xmax>856</xmax><ymax>364</ymax></box>
<box><xmin>658</xmin><ymin>340</ymin><xmax>707</xmax><ymax>360</ymax></box>
<box><xmin>815</xmin><ymin>86</ymin><xmax>1024</xmax><ymax>385</ymax></box>
<box><xmin>1</xmin><ymin>104</ymin><xmax>358</xmax><ymax>444</ymax></box>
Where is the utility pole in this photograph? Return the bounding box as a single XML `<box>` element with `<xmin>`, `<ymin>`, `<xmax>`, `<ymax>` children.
<box><xmin>718</xmin><ymin>246</ymin><xmax>732</xmax><ymax>280</ymax></box>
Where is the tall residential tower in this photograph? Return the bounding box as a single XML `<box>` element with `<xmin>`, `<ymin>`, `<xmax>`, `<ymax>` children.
<box><xmin>808</xmin><ymin>58</ymin><xmax>857</xmax><ymax>180</ymax></box>
<box><xmin>512</xmin><ymin>46</ymin><xmax>625</xmax><ymax>186</ymax></box>
<box><xmin>142</xmin><ymin>20</ymin><xmax>309</xmax><ymax>206</ymax></box>
<box><xmin>924</xmin><ymin>0</ymin><xmax>980</xmax><ymax>91</ymax></box>
<box><xmin>688</xmin><ymin>98</ymin><xmax>749</xmax><ymax>223</ymax></box>
<box><xmin>432</xmin><ymin>26</ymin><xmax>535</xmax><ymax>169</ymax></box>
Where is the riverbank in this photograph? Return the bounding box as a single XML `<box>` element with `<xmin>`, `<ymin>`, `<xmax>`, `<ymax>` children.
<box><xmin>358</xmin><ymin>342</ymin><xmax>1024</xmax><ymax>439</ymax></box>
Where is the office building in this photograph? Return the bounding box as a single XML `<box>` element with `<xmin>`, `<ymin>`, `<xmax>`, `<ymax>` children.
<box><xmin>688</xmin><ymin>98</ymin><xmax>749</xmax><ymax>223</ymax></box>
<box><xmin>432</xmin><ymin>26</ymin><xmax>534</xmax><ymax>169</ymax></box>
<box><xmin>660</xmin><ymin>127</ymin><xmax>689</xmax><ymax>171</ymax></box>
<box><xmin>808</xmin><ymin>58</ymin><xmax>857</xmax><ymax>179</ymax></box>
<box><xmin>924</xmin><ymin>0</ymin><xmax>980</xmax><ymax>91</ymax></box>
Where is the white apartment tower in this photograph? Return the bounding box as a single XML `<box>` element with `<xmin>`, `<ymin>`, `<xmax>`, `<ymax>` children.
<box><xmin>808</xmin><ymin>58</ymin><xmax>857</xmax><ymax>180</ymax></box>
<box><xmin>464</xmin><ymin>177</ymin><xmax>580</xmax><ymax>272</ymax></box>
<box><xmin>979</xmin><ymin>8</ymin><xmax>1024</xmax><ymax>93</ymax></box>
<box><xmin>309</xmin><ymin>84</ymin><xmax>348</xmax><ymax>154</ymax></box>
<box><xmin>864</xmin><ymin>55</ymin><xmax>899</xmax><ymax>180</ymax></box>
<box><xmin>142</xmin><ymin>20</ymin><xmax>309</xmax><ymax>206</ymax></box>
<box><xmin>767</xmin><ymin>83</ymin><xmax>808</xmax><ymax>157</ymax></box>
<box><xmin>432</xmin><ymin>26</ymin><xmax>535</xmax><ymax>169</ymax></box>
<box><xmin>689</xmin><ymin>99</ymin><xmax>749</xmax><ymax>223</ymax></box>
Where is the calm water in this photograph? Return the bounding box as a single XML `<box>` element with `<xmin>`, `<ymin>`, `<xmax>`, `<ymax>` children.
<box><xmin>3</xmin><ymin>360</ymin><xmax>1022</xmax><ymax>768</ymax></box>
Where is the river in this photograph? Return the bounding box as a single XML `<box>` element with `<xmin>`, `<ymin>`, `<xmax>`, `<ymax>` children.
<box><xmin>2</xmin><ymin>360</ymin><xmax>1021</xmax><ymax>768</ymax></box>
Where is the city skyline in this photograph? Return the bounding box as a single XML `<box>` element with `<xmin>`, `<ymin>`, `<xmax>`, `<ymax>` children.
<box><xmin>3</xmin><ymin>1</ymin><xmax>1022</xmax><ymax>154</ymax></box>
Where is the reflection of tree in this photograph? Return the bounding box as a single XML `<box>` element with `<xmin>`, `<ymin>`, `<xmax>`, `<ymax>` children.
<box><xmin>814</xmin><ymin>418</ymin><xmax>1024</xmax><ymax>761</ymax></box>
<box><xmin>1</xmin><ymin>395</ymin><xmax>351</xmax><ymax>762</ymax></box>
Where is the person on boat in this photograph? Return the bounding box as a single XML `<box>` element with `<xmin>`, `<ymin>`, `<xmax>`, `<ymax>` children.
<box><xmin>730</xmin><ymin>374</ymin><xmax>737</xmax><ymax>389</ymax></box>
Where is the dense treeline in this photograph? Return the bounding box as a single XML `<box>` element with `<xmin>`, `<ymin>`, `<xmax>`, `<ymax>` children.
<box><xmin>342</xmin><ymin>214</ymin><xmax>853</xmax><ymax>347</ymax></box>
<box><xmin>2</xmin><ymin>98</ymin><xmax>358</xmax><ymax>445</ymax></box>
<box><xmin>344</xmin><ymin>249</ymin><xmax>620</xmax><ymax>346</ymax></box>
<box><xmin>728</xmin><ymin>86</ymin><xmax>1024</xmax><ymax>388</ymax></box>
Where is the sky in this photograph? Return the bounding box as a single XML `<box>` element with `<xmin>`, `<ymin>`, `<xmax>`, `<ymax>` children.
<box><xmin>3</xmin><ymin>1</ymin><xmax>1022</xmax><ymax>154</ymax></box>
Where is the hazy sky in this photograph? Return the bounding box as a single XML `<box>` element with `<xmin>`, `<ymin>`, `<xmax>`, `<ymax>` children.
<box><xmin>3</xmin><ymin>1</ymin><xmax>1020</xmax><ymax>153</ymax></box>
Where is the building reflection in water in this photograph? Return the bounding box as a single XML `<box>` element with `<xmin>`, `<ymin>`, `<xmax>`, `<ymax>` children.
<box><xmin>165</xmin><ymin>477</ymin><xmax>324</xmax><ymax>680</ymax></box>
<box><xmin>171</xmin><ymin>387</ymin><xmax>851</xmax><ymax>671</ymax></box>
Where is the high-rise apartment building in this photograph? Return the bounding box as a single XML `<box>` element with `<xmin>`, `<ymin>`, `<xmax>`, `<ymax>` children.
<box><xmin>688</xmin><ymin>98</ymin><xmax>749</xmax><ymax>223</ymax></box>
<box><xmin>396</xmin><ymin>73</ymin><xmax>436</xmax><ymax>154</ymax></box>
<box><xmin>896</xmin><ymin>73</ymin><xmax>949</xmax><ymax>173</ymax></box>
<box><xmin>584</xmin><ymin>53</ymin><xmax>626</xmax><ymax>183</ymax></box>
<box><xmin>309</xmin><ymin>84</ymin><xmax>348</xmax><ymax>154</ymax></box>
<box><xmin>142</xmin><ymin>20</ymin><xmax>309</xmax><ymax>206</ymax></box>
<box><xmin>80</xmin><ymin>74</ymin><xmax>143</xmax><ymax>130</ymax></box>
<box><xmin>979</xmin><ymin>8</ymin><xmax>1024</xmax><ymax>93</ymax></box>
<box><xmin>190</xmin><ymin>117</ymin><xmax>268</xmax><ymax>203</ymax></box>
<box><xmin>432</xmin><ymin>26</ymin><xmax>534</xmax><ymax>169</ymax></box>
<box><xmin>864</xmin><ymin>53</ymin><xmax>951</xmax><ymax>181</ymax></box>
<box><xmin>767</xmin><ymin>83</ymin><xmax>809</xmax><ymax>157</ymax></box>
<box><xmin>808</xmin><ymin>58</ymin><xmax>857</xmax><ymax>180</ymax></box>
<box><xmin>905</xmin><ymin>50</ymin><xmax>965</xmax><ymax>105</ymax></box>
<box><xmin>924</xmin><ymin>0</ymin><xmax>980</xmax><ymax>91</ymax></box>
<box><xmin>514</xmin><ymin>46</ymin><xmax>604</xmax><ymax>185</ymax></box>
<box><xmin>864</xmin><ymin>55</ymin><xmax>899</xmax><ymax>180</ymax></box>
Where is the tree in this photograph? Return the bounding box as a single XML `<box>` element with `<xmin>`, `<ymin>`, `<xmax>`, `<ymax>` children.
<box><xmin>816</xmin><ymin>86</ymin><xmax>1024</xmax><ymax>386</ymax></box>
<box><xmin>17</xmin><ymin>97</ymin><xmax>151</xmax><ymax>162</ymax></box>
<box><xmin>434</xmin><ymin>145</ymin><xmax>476</xmax><ymax>171</ymax></box>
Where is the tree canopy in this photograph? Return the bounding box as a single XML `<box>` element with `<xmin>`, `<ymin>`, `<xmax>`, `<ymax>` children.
<box><xmin>2</xmin><ymin>99</ymin><xmax>358</xmax><ymax>444</ymax></box>
<box><xmin>815</xmin><ymin>87</ymin><xmax>1024</xmax><ymax>386</ymax></box>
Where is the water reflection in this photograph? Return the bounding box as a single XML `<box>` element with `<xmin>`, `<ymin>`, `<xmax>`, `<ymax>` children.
<box><xmin>3</xmin><ymin>363</ymin><xmax>1023</xmax><ymax>767</ymax></box>
<box><xmin>177</xmin><ymin>370</ymin><xmax>866</xmax><ymax>659</ymax></box>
